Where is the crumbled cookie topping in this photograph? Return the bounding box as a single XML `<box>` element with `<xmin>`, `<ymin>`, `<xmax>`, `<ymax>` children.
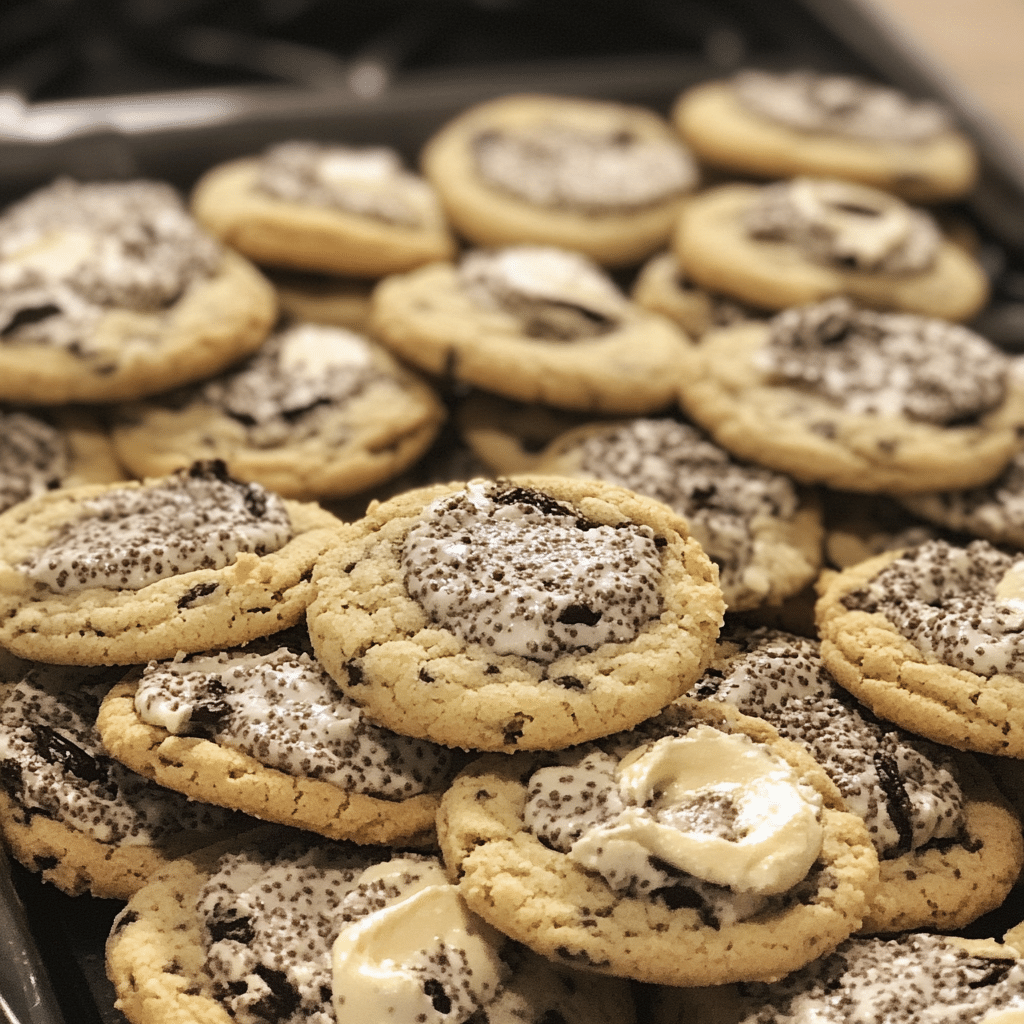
<box><xmin>569</xmin><ymin>418</ymin><xmax>799</xmax><ymax>599</ymax></box>
<box><xmin>734</xmin><ymin>69</ymin><xmax>952</xmax><ymax>143</ymax></box>
<box><xmin>689</xmin><ymin>628</ymin><xmax>964</xmax><ymax>857</ymax></box>
<box><xmin>759</xmin><ymin>298</ymin><xmax>1008</xmax><ymax>425</ymax></box>
<box><xmin>841</xmin><ymin>538</ymin><xmax>1024</xmax><ymax>679</ymax></box>
<box><xmin>255</xmin><ymin>141</ymin><xmax>442</xmax><ymax>227</ymax></box>
<box><xmin>744</xmin><ymin>177</ymin><xmax>940</xmax><ymax>273</ymax></box>
<box><xmin>135</xmin><ymin>644</ymin><xmax>455</xmax><ymax>799</ymax></box>
<box><xmin>22</xmin><ymin>460</ymin><xmax>291</xmax><ymax>593</ymax></box>
<box><xmin>401</xmin><ymin>480</ymin><xmax>663</xmax><ymax>662</ymax></box>
<box><xmin>0</xmin><ymin>178</ymin><xmax>221</xmax><ymax>355</ymax></box>
<box><xmin>0</xmin><ymin>667</ymin><xmax>240</xmax><ymax>844</ymax></box>
<box><xmin>0</xmin><ymin>410</ymin><xmax>68</xmax><ymax>513</ymax></box>
<box><xmin>732</xmin><ymin>934</ymin><xmax>1024</xmax><ymax>1023</ymax></box>
<box><xmin>472</xmin><ymin>122</ymin><xmax>696</xmax><ymax>212</ymax></box>
<box><xmin>459</xmin><ymin>246</ymin><xmax>628</xmax><ymax>340</ymax></box>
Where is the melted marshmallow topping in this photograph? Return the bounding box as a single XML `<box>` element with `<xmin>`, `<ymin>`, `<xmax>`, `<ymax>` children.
<box><xmin>0</xmin><ymin>667</ymin><xmax>240</xmax><ymax>844</ymax></box>
<box><xmin>459</xmin><ymin>246</ymin><xmax>629</xmax><ymax>340</ymax></box>
<box><xmin>401</xmin><ymin>481</ymin><xmax>663</xmax><ymax>662</ymax></box>
<box><xmin>0</xmin><ymin>411</ymin><xmax>68</xmax><ymax>513</ymax></box>
<box><xmin>134</xmin><ymin>644</ymin><xmax>455</xmax><ymax>798</ymax></box>
<box><xmin>22</xmin><ymin>461</ymin><xmax>291</xmax><ymax>593</ymax></box>
<box><xmin>759</xmin><ymin>298</ymin><xmax>1008</xmax><ymax>425</ymax></box>
<box><xmin>472</xmin><ymin>122</ymin><xmax>697</xmax><ymax>212</ymax></box>
<box><xmin>569</xmin><ymin>418</ymin><xmax>799</xmax><ymax>599</ymax></box>
<box><xmin>734</xmin><ymin>69</ymin><xmax>952</xmax><ymax>143</ymax></box>
<box><xmin>0</xmin><ymin>178</ymin><xmax>220</xmax><ymax>354</ymax></box>
<box><xmin>256</xmin><ymin>141</ymin><xmax>442</xmax><ymax>227</ymax></box>
<box><xmin>690</xmin><ymin>629</ymin><xmax>964</xmax><ymax>857</ymax></box>
<box><xmin>842</xmin><ymin>538</ymin><xmax>1024</xmax><ymax>680</ymax></box>
<box><xmin>732</xmin><ymin>934</ymin><xmax>1024</xmax><ymax>1024</ymax></box>
<box><xmin>745</xmin><ymin>177</ymin><xmax>940</xmax><ymax>273</ymax></box>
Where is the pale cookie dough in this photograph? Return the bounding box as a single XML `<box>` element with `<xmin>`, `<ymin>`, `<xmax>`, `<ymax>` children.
<box><xmin>370</xmin><ymin>246</ymin><xmax>694</xmax><ymax>414</ymax></box>
<box><xmin>532</xmin><ymin>417</ymin><xmax>822</xmax><ymax>612</ymax></box>
<box><xmin>96</xmin><ymin>632</ymin><xmax>458</xmax><ymax>846</ymax></box>
<box><xmin>0</xmin><ymin>460</ymin><xmax>344</xmax><ymax>665</ymax></box>
<box><xmin>0</xmin><ymin>663</ymin><xmax>247</xmax><ymax>899</ymax></box>
<box><xmin>673</xmin><ymin>72</ymin><xmax>977</xmax><ymax>202</ymax></box>
<box><xmin>106</xmin><ymin>828</ymin><xmax>638</xmax><ymax>1024</ymax></box>
<box><xmin>436</xmin><ymin>697</ymin><xmax>877</xmax><ymax>987</ymax></box>
<box><xmin>0</xmin><ymin>178</ymin><xmax>276</xmax><ymax>404</ymax></box>
<box><xmin>676</xmin><ymin>302</ymin><xmax>1024</xmax><ymax>493</ymax></box>
<box><xmin>421</xmin><ymin>93</ymin><xmax>698</xmax><ymax>266</ymax></box>
<box><xmin>307</xmin><ymin>476</ymin><xmax>724</xmax><ymax>752</ymax></box>
<box><xmin>109</xmin><ymin>321</ymin><xmax>447</xmax><ymax>500</ymax></box>
<box><xmin>191</xmin><ymin>141</ymin><xmax>455</xmax><ymax>277</ymax></box>
<box><xmin>816</xmin><ymin>538</ymin><xmax>1024</xmax><ymax>757</ymax></box>
<box><xmin>673</xmin><ymin>179</ymin><xmax>988</xmax><ymax>321</ymax></box>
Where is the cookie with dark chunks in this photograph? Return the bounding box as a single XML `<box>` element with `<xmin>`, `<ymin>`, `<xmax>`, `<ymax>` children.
<box><xmin>307</xmin><ymin>476</ymin><xmax>724</xmax><ymax>752</ymax></box>
<box><xmin>436</xmin><ymin>698</ymin><xmax>877</xmax><ymax>987</ymax></box>
<box><xmin>0</xmin><ymin>460</ymin><xmax>345</xmax><ymax>665</ymax></box>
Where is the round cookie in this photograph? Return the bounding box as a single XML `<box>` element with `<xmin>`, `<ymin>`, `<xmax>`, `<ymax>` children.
<box><xmin>672</xmin><ymin>180</ymin><xmax>988</xmax><ymax>321</ymax></box>
<box><xmin>307</xmin><ymin>476</ymin><xmax>724</xmax><ymax>752</ymax></box>
<box><xmin>421</xmin><ymin>93</ymin><xmax>698</xmax><ymax>266</ymax></box>
<box><xmin>109</xmin><ymin>320</ymin><xmax>447</xmax><ymax>500</ymax></box>
<box><xmin>106</xmin><ymin>828</ymin><xmax>638</xmax><ymax>1024</ymax></box>
<box><xmin>96</xmin><ymin>631</ymin><xmax>459</xmax><ymax>846</ymax></box>
<box><xmin>816</xmin><ymin>538</ymin><xmax>1024</xmax><ymax>757</ymax></box>
<box><xmin>0</xmin><ymin>178</ymin><xmax>276</xmax><ymax>404</ymax></box>
<box><xmin>191</xmin><ymin>141</ymin><xmax>455</xmax><ymax>277</ymax></box>
<box><xmin>673</xmin><ymin>72</ymin><xmax>977</xmax><ymax>202</ymax></box>
<box><xmin>369</xmin><ymin>246</ymin><xmax>694</xmax><ymax>414</ymax></box>
<box><xmin>676</xmin><ymin>302</ymin><xmax>1024</xmax><ymax>493</ymax></box>
<box><xmin>0</xmin><ymin>460</ymin><xmax>345</xmax><ymax>665</ymax></box>
<box><xmin>436</xmin><ymin>697</ymin><xmax>878</xmax><ymax>987</ymax></box>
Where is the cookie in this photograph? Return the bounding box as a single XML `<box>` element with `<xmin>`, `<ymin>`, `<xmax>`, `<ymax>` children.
<box><xmin>421</xmin><ymin>93</ymin><xmax>698</xmax><ymax>266</ymax></box>
<box><xmin>816</xmin><ymin>538</ymin><xmax>1024</xmax><ymax>757</ymax></box>
<box><xmin>688</xmin><ymin>627</ymin><xmax>1023</xmax><ymax>934</ymax></box>
<box><xmin>191</xmin><ymin>141</ymin><xmax>455</xmax><ymax>277</ymax></box>
<box><xmin>0</xmin><ymin>460</ymin><xmax>344</xmax><ymax>665</ymax></box>
<box><xmin>96</xmin><ymin>629</ymin><xmax>459</xmax><ymax>846</ymax></box>
<box><xmin>0</xmin><ymin>662</ymin><xmax>248</xmax><ymax>899</ymax></box>
<box><xmin>268</xmin><ymin>268</ymin><xmax>373</xmax><ymax>331</ymax></box>
<box><xmin>673</xmin><ymin>179</ymin><xmax>988</xmax><ymax>321</ymax></box>
<box><xmin>0</xmin><ymin>178</ymin><xmax>276</xmax><ymax>404</ymax></box>
<box><xmin>105</xmin><ymin>828</ymin><xmax>638</xmax><ymax>1024</ymax></box>
<box><xmin>436</xmin><ymin>697</ymin><xmax>877</xmax><ymax>986</ymax></box>
<box><xmin>531</xmin><ymin>417</ymin><xmax>822</xmax><ymax>612</ymax></box>
<box><xmin>109</xmin><ymin>320</ymin><xmax>447</xmax><ymax>500</ymax></box>
<box><xmin>673</xmin><ymin>71</ymin><xmax>978</xmax><ymax>202</ymax></box>
<box><xmin>676</xmin><ymin>300</ymin><xmax>1024</xmax><ymax>493</ymax></box>
<box><xmin>370</xmin><ymin>245</ymin><xmax>694</xmax><ymax>414</ymax></box>
<box><xmin>307</xmin><ymin>476</ymin><xmax>724</xmax><ymax>752</ymax></box>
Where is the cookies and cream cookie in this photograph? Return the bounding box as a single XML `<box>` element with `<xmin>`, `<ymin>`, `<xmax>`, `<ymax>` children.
<box><xmin>106</xmin><ymin>829</ymin><xmax>638</xmax><ymax>1024</ymax></box>
<box><xmin>191</xmin><ymin>141</ymin><xmax>455</xmax><ymax>277</ymax></box>
<box><xmin>422</xmin><ymin>93</ymin><xmax>698</xmax><ymax>266</ymax></box>
<box><xmin>370</xmin><ymin>245</ymin><xmax>694</xmax><ymax>414</ymax></box>
<box><xmin>0</xmin><ymin>178</ymin><xmax>276</xmax><ymax>404</ymax></box>
<box><xmin>307</xmin><ymin>476</ymin><xmax>724</xmax><ymax>752</ymax></box>
<box><xmin>0</xmin><ymin>663</ymin><xmax>247</xmax><ymax>899</ymax></box>
<box><xmin>817</xmin><ymin>538</ymin><xmax>1024</xmax><ymax>757</ymax></box>
<box><xmin>96</xmin><ymin>630</ymin><xmax>459</xmax><ymax>846</ymax></box>
<box><xmin>0</xmin><ymin>460</ymin><xmax>344</xmax><ymax>665</ymax></box>
<box><xmin>436</xmin><ymin>697</ymin><xmax>877</xmax><ymax>986</ymax></box>
<box><xmin>110</xmin><ymin>320</ymin><xmax>447</xmax><ymax>500</ymax></box>
<box><xmin>676</xmin><ymin>300</ymin><xmax>1024</xmax><ymax>493</ymax></box>
<box><xmin>673</xmin><ymin>70</ymin><xmax>978</xmax><ymax>202</ymax></box>
<box><xmin>673</xmin><ymin>179</ymin><xmax>988</xmax><ymax>320</ymax></box>
<box><xmin>532</xmin><ymin>417</ymin><xmax>822</xmax><ymax>612</ymax></box>
<box><xmin>689</xmin><ymin>628</ymin><xmax>1023</xmax><ymax>934</ymax></box>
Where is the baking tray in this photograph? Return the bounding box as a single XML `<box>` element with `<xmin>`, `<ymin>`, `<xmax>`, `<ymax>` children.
<box><xmin>3</xmin><ymin>1</ymin><xmax>1024</xmax><ymax>1022</ymax></box>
